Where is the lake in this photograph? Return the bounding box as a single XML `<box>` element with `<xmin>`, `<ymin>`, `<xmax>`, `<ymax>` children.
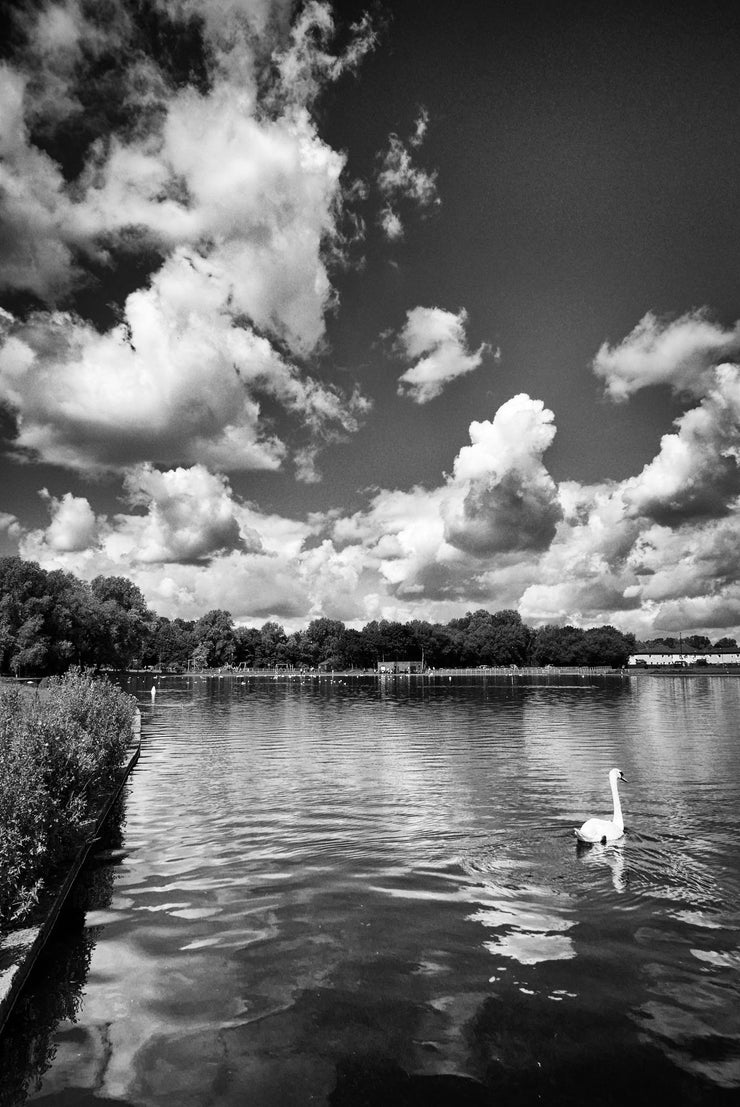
<box><xmin>2</xmin><ymin>672</ymin><xmax>740</xmax><ymax>1105</ymax></box>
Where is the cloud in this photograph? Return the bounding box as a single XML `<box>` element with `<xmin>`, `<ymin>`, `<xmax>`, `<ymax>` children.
<box><xmin>376</xmin><ymin>108</ymin><xmax>439</xmax><ymax>241</ymax></box>
<box><xmin>0</xmin><ymin>251</ymin><xmax>368</xmax><ymax>475</ymax></box>
<box><xmin>622</xmin><ymin>363</ymin><xmax>740</xmax><ymax>524</ymax></box>
<box><xmin>272</xmin><ymin>1</ymin><xmax>376</xmax><ymax>108</ymax></box>
<box><xmin>593</xmin><ymin>309</ymin><xmax>740</xmax><ymax>400</ymax></box>
<box><xmin>443</xmin><ymin>395</ymin><xmax>562</xmax><ymax>555</ymax></box>
<box><xmin>0</xmin><ymin>512</ymin><xmax>22</xmax><ymax>541</ymax></box>
<box><xmin>39</xmin><ymin>488</ymin><xmax>99</xmax><ymax>551</ymax></box>
<box><xmin>379</xmin><ymin>206</ymin><xmax>404</xmax><ymax>242</ymax></box>
<box><xmin>396</xmin><ymin>306</ymin><xmax>489</xmax><ymax>403</ymax></box>
<box><xmin>28</xmin><ymin>464</ymin><xmax>261</xmax><ymax>565</ymax></box>
<box><xmin>0</xmin><ymin>1</ymin><xmax>372</xmax><ymax>477</ymax></box>
<box><xmin>409</xmin><ymin>106</ymin><xmax>429</xmax><ymax>148</ymax></box>
<box><xmin>11</xmin><ymin>372</ymin><xmax>740</xmax><ymax>641</ymax></box>
<box><xmin>120</xmin><ymin>464</ymin><xmax>260</xmax><ymax>563</ymax></box>
<box><xmin>19</xmin><ymin>460</ymin><xmax>380</xmax><ymax>626</ymax></box>
<box><xmin>328</xmin><ymin>394</ymin><xmax>563</xmax><ymax>609</ymax></box>
<box><xmin>0</xmin><ymin>64</ymin><xmax>90</xmax><ymax>299</ymax></box>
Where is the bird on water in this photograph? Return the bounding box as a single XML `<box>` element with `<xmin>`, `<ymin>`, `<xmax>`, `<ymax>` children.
<box><xmin>574</xmin><ymin>768</ymin><xmax>627</xmax><ymax>844</ymax></box>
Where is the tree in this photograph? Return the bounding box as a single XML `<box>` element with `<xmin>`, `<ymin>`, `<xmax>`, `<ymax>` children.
<box><xmin>531</xmin><ymin>625</ymin><xmax>589</xmax><ymax>666</ymax></box>
<box><xmin>714</xmin><ymin>637</ymin><xmax>737</xmax><ymax>649</ymax></box>
<box><xmin>583</xmin><ymin>626</ymin><xmax>635</xmax><ymax>667</ymax></box>
<box><xmin>257</xmin><ymin>622</ymin><xmax>287</xmax><ymax>667</ymax></box>
<box><xmin>234</xmin><ymin>626</ymin><xmax>262</xmax><ymax>668</ymax></box>
<box><xmin>193</xmin><ymin>609</ymin><xmax>236</xmax><ymax>668</ymax></box>
<box><xmin>302</xmin><ymin>618</ymin><xmax>346</xmax><ymax>667</ymax></box>
<box><xmin>685</xmin><ymin>635</ymin><xmax>711</xmax><ymax>650</ymax></box>
<box><xmin>0</xmin><ymin>558</ymin><xmax>99</xmax><ymax>674</ymax></box>
<box><xmin>91</xmin><ymin>575</ymin><xmax>153</xmax><ymax>667</ymax></box>
<box><xmin>152</xmin><ymin>617</ymin><xmax>196</xmax><ymax>670</ymax></box>
<box><xmin>336</xmin><ymin>628</ymin><xmax>372</xmax><ymax>669</ymax></box>
<box><xmin>10</xmin><ymin>614</ymin><xmax>48</xmax><ymax>675</ymax></box>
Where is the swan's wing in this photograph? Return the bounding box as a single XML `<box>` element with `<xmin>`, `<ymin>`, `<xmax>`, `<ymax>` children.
<box><xmin>575</xmin><ymin>818</ymin><xmax>611</xmax><ymax>842</ymax></box>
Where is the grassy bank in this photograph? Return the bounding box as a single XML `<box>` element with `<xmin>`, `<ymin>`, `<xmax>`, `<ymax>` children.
<box><xmin>0</xmin><ymin>670</ymin><xmax>137</xmax><ymax>934</ymax></box>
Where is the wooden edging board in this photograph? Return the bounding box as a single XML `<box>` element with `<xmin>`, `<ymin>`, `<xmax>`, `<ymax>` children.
<box><xmin>0</xmin><ymin>717</ymin><xmax>142</xmax><ymax>1037</ymax></box>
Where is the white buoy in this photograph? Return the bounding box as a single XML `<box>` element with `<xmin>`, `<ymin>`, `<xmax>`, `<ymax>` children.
<box><xmin>150</xmin><ymin>685</ymin><xmax>156</xmax><ymax>700</ymax></box>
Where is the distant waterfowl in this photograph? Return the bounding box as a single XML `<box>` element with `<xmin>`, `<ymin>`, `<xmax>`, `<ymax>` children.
<box><xmin>574</xmin><ymin>768</ymin><xmax>626</xmax><ymax>844</ymax></box>
<box><xmin>150</xmin><ymin>685</ymin><xmax>156</xmax><ymax>699</ymax></box>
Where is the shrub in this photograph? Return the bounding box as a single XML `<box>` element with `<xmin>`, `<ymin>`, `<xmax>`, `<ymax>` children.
<box><xmin>0</xmin><ymin>670</ymin><xmax>137</xmax><ymax>932</ymax></box>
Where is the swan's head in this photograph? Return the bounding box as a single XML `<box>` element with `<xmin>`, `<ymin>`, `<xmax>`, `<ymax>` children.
<box><xmin>609</xmin><ymin>767</ymin><xmax>627</xmax><ymax>782</ymax></box>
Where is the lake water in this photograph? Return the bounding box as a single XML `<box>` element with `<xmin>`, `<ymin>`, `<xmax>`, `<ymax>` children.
<box><xmin>2</xmin><ymin>672</ymin><xmax>740</xmax><ymax>1105</ymax></box>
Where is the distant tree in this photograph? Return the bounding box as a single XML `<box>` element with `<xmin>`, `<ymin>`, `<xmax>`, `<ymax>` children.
<box><xmin>257</xmin><ymin>622</ymin><xmax>287</xmax><ymax>667</ymax></box>
<box><xmin>194</xmin><ymin>609</ymin><xmax>236</xmax><ymax>668</ymax></box>
<box><xmin>486</xmin><ymin>609</ymin><xmax>532</xmax><ymax>665</ymax></box>
<box><xmin>0</xmin><ymin>558</ymin><xmax>103</xmax><ymax>674</ymax></box>
<box><xmin>583</xmin><ymin>626</ymin><xmax>636</xmax><ymax>667</ymax></box>
<box><xmin>685</xmin><ymin>635</ymin><xmax>711</xmax><ymax>650</ymax></box>
<box><xmin>531</xmin><ymin>625</ymin><xmax>589</xmax><ymax>666</ymax></box>
<box><xmin>360</xmin><ymin>619</ymin><xmax>416</xmax><ymax>664</ymax></box>
<box><xmin>406</xmin><ymin>620</ymin><xmax>450</xmax><ymax>667</ymax></box>
<box><xmin>336</xmin><ymin>628</ymin><xmax>372</xmax><ymax>669</ymax></box>
<box><xmin>302</xmin><ymin>618</ymin><xmax>346</xmax><ymax>667</ymax></box>
<box><xmin>91</xmin><ymin>574</ymin><xmax>154</xmax><ymax>667</ymax></box>
<box><xmin>152</xmin><ymin>616</ymin><xmax>196</xmax><ymax>669</ymax></box>
<box><xmin>714</xmin><ymin>636</ymin><xmax>737</xmax><ymax>649</ymax></box>
<box><xmin>91</xmin><ymin>575</ymin><xmax>148</xmax><ymax>613</ymax></box>
<box><xmin>234</xmin><ymin>626</ymin><xmax>262</xmax><ymax>667</ymax></box>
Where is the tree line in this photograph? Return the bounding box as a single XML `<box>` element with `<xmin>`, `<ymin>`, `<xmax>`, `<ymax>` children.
<box><xmin>0</xmin><ymin>555</ymin><xmax>645</xmax><ymax>675</ymax></box>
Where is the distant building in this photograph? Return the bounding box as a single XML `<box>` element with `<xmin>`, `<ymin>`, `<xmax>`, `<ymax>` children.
<box><xmin>377</xmin><ymin>660</ymin><xmax>425</xmax><ymax>674</ymax></box>
<box><xmin>629</xmin><ymin>647</ymin><xmax>740</xmax><ymax>667</ymax></box>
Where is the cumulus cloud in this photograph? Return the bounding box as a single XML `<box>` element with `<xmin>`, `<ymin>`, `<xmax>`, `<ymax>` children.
<box><xmin>616</xmin><ymin>363</ymin><xmax>740</xmax><ymax>525</ymax></box>
<box><xmin>0</xmin><ymin>248</ymin><xmax>368</xmax><ymax>477</ymax></box>
<box><xmin>10</xmin><ymin>368</ymin><xmax>740</xmax><ymax>641</ymax></box>
<box><xmin>593</xmin><ymin>309</ymin><xmax>740</xmax><ymax>400</ymax></box>
<box><xmin>17</xmin><ymin>461</ymin><xmax>347</xmax><ymax>623</ymax></box>
<box><xmin>28</xmin><ymin>465</ymin><xmax>262</xmax><ymax>565</ymax></box>
<box><xmin>39</xmin><ymin>488</ymin><xmax>99</xmax><ymax>551</ymax></box>
<box><xmin>396</xmin><ymin>306</ymin><xmax>489</xmax><ymax>403</ymax></box>
<box><xmin>443</xmin><ymin>395</ymin><xmax>562</xmax><ymax>555</ymax></box>
<box><xmin>0</xmin><ymin>0</ymin><xmax>372</xmax><ymax>477</ymax></box>
<box><xmin>327</xmin><ymin>394</ymin><xmax>563</xmax><ymax>610</ymax></box>
<box><xmin>120</xmin><ymin>464</ymin><xmax>260</xmax><ymax>563</ymax></box>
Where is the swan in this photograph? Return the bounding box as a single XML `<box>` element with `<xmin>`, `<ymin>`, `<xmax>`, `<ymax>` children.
<box><xmin>574</xmin><ymin>768</ymin><xmax>626</xmax><ymax>844</ymax></box>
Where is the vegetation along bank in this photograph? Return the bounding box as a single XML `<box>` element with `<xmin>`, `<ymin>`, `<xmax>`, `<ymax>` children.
<box><xmin>0</xmin><ymin>669</ymin><xmax>137</xmax><ymax>935</ymax></box>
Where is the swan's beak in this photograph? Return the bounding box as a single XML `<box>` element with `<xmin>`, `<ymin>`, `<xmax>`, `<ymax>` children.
<box><xmin>620</xmin><ymin>773</ymin><xmax>628</xmax><ymax>782</ymax></box>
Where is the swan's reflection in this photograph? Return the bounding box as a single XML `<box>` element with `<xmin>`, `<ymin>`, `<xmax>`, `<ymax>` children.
<box><xmin>575</xmin><ymin>839</ymin><xmax>627</xmax><ymax>893</ymax></box>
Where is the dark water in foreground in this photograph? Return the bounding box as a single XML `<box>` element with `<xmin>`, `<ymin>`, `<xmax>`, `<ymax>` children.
<box><xmin>2</xmin><ymin>672</ymin><xmax>740</xmax><ymax>1105</ymax></box>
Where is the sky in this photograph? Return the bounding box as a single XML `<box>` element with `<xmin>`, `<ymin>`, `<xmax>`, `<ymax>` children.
<box><xmin>1</xmin><ymin>0</ymin><xmax>740</xmax><ymax>639</ymax></box>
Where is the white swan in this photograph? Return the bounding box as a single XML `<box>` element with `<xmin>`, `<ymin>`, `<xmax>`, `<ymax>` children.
<box><xmin>574</xmin><ymin>768</ymin><xmax>626</xmax><ymax>844</ymax></box>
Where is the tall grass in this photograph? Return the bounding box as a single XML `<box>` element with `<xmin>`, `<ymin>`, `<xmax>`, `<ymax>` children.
<box><xmin>0</xmin><ymin>670</ymin><xmax>137</xmax><ymax>933</ymax></box>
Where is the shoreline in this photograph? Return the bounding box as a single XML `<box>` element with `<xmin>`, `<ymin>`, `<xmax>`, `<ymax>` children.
<box><xmin>0</xmin><ymin>714</ymin><xmax>142</xmax><ymax>1038</ymax></box>
<box><xmin>135</xmin><ymin>665</ymin><xmax>740</xmax><ymax>678</ymax></box>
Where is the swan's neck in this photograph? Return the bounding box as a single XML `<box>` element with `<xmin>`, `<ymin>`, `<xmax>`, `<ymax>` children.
<box><xmin>610</xmin><ymin>775</ymin><xmax>624</xmax><ymax>832</ymax></box>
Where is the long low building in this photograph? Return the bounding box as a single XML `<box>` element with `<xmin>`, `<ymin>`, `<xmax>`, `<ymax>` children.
<box><xmin>629</xmin><ymin>648</ymin><xmax>740</xmax><ymax>666</ymax></box>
